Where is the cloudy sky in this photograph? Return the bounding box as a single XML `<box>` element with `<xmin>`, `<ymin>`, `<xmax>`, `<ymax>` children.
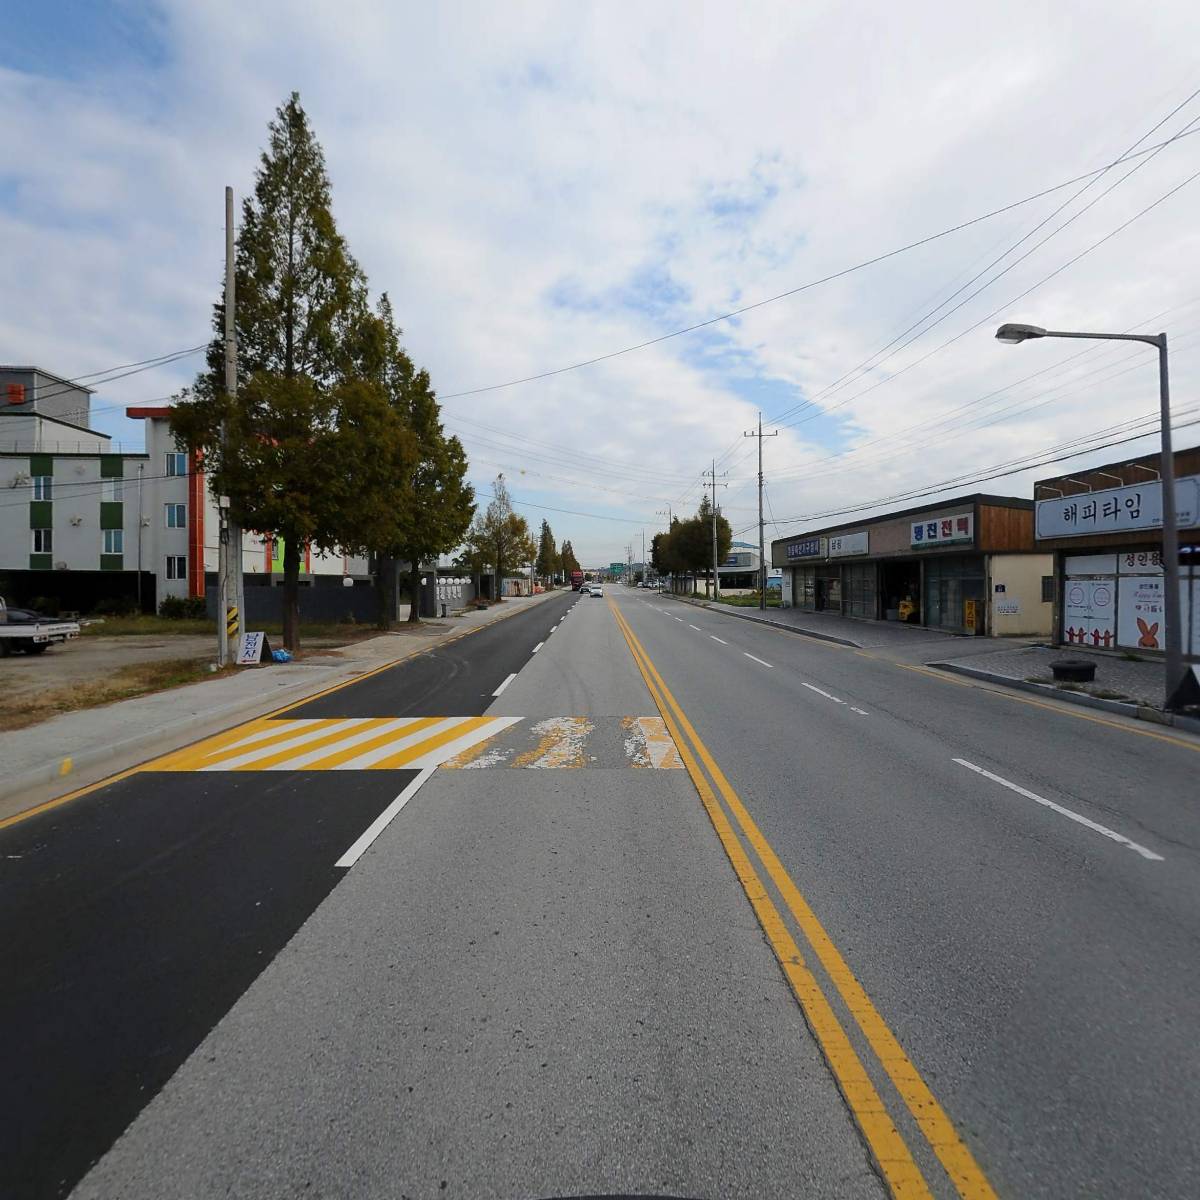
<box><xmin>4</xmin><ymin>1</ymin><xmax>1200</xmax><ymax>565</ymax></box>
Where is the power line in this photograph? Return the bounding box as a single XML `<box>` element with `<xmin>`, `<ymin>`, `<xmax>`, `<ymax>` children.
<box><xmin>766</xmin><ymin>89</ymin><xmax>1200</xmax><ymax>428</ymax></box>
<box><xmin>771</xmin><ymin>409</ymin><xmax>1200</xmax><ymax>530</ymax></box>
<box><xmin>436</xmin><ymin>129</ymin><xmax>1200</xmax><ymax>402</ymax></box>
<box><xmin>777</xmin><ymin>163</ymin><xmax>1200</xmax><ymax>435</ymax></box>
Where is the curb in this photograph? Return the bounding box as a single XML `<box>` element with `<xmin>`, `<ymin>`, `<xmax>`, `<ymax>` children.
<box><xmin>930</xmin><ymin>661</ymin><xmax>1200</xmax><ymax>735</ymax></box>
<box><xmin>662</xmin><ymin>593</ymin><xmax>862</xmax><ymax>648</ymax></box>
<box><xmin>0</xmin><ymin>590</ymin><xmax>563</xmax><ymax>820</ymax></box>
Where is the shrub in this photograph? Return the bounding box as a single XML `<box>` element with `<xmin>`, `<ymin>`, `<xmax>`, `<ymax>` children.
<box><xmin>159</xmin><ymin>595</ymin><xmax>208</xmax><ymax>619</ymax></box>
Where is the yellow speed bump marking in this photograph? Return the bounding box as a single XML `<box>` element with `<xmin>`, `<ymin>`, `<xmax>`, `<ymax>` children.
<box><xmin>608</xmin><ymin>601</ymin><xmax>934</xmax><ymax>1198</ymax></box>
<box><xmin>610</xmin><ymin>599</ymin><xmax>999</xmax><ymax>1200</ymax></box>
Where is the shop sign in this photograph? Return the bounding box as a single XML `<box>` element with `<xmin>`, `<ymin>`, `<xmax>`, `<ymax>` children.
<box><xmin>723</xmin><ymin>552</ymin><xmax>752</xmax><ymax>567</ymax></box>
<box><xmin>1120</xmin><ymin>550</ymin><xmax>1162</xmax><ymax>574</ymax></box>
<box><xmin>1036</xmin><ymin>476</ymin><xmax>1200</xmax><ymax>539</ymax></box>
<box><xmin>1117</xmin><ymin>576</ymin><xmax>1165</xmax><ymax>650</ymax></box>
<box><xmin>785</xmin><ymin>537</ymin><xmax>822</xmax><ymax>560</ymax></box>
<box><xmin>828</xmin><ymin>531</ymin><xmax>868</xmax><ymax>557</ymax></box>
<box><xmin>1064</xmin><ymin>579</ymin><xmax>1115</xmax><ymax>647</ymax></box>
<box><xmin>911</xmin><ymin>512</ymin><xmax>973</xmax><ymax>547</ymax></box>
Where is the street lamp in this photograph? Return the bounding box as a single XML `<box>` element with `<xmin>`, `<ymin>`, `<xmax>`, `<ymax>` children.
<box><xmin>995</xmin><ymin>321</ymin><xmax>1185</xmax><ymax>709</ymax></box>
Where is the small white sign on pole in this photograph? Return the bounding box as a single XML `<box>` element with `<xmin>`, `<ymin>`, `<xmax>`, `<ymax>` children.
<box><xmin>236</xmin><ymin>631</ymin><xmax>266</xmax><ymax>665</ymax></box>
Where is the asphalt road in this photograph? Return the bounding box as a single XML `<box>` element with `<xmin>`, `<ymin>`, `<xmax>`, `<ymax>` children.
<box><xmin>0</xmin><ymin>589</ymin><xmax>572</xmax><ymax>1200</ymax></box>
<box><xmin>8</xmin><ymin>585</ymin><xmax>1200</xmax><ymax>1198</ymax></box>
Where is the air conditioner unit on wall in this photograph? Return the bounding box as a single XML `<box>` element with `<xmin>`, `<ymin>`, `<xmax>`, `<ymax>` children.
<box><xmin>54</xmin><ymin>561</ymin><xmax>68</xmax><ymax>570</ymax></box>
<box><xmin>69</xmin><ymin>516</ymin><xmax>83</xmax><ymax>526</ymax></box>
<box><xmin>9</xmin><ymin>472</ymin><xmax>30</xmax><ymax>487</ymax></box>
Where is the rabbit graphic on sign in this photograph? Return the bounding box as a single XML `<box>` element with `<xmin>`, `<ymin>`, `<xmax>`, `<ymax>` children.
<box><xmin>1117</xmin><ymin>575</ymin><xmax>1165</xmax><ymax>650</ymax></box>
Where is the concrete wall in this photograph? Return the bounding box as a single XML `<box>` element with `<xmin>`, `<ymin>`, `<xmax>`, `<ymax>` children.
<box><xmin>989</xmin><ymin>553</ymin><xmax>1053</xmax><ymax>637</ymax></box>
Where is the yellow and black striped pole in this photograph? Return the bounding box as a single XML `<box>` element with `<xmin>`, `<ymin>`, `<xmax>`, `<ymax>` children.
<box><xmin>226</xmin><ymin>605</ymin><xmax>239</xmax><ymax>641</ymax></box>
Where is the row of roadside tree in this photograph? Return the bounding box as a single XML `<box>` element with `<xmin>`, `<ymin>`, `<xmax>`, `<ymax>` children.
<box><xmin>650</xmin><ymin>496</ymin><xmax>732</xmax><ymax>596</ymax></box>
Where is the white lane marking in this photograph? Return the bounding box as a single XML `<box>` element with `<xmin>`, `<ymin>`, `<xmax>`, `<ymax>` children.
<box><xmin>801</xmin><ymin>682</ymin><xmax>846</xmax><ymax>704</ymax></box>
<box><xmin>744</xmin><ymin>653</ymin><xmax>774</xmax><ymax>668</ymax></box>
<box><xmin>850</xmin><ymin>707</ymin><xmax>870</xmax><ymax>716</ymax></box>
<box><xmin>672</xmin><ymin>616</ymin><xmax>684</xmax><ymax>622</ymax></box>
<box><xmin>493</xmin><ymin>672</ymin><xmax>518</xmax><ymax>697</ymax></box>
<box><xmin>532</xmin><ymin>641</ymin><xmax>544</xmax><ymax>653</ymax></box>
<box><xmin>336</xmin><ymin>769</ymin><xmax>433</xmax><ymax>868</ymax></box>
<box><xmin>550</xmin><ymin>625</ymin><xmax>558</xmax><ymax>633</ymax></box>
<box><xmin>953</xmin><ymin>758</ymin><xmax>1164</xmax><ymax>862</ymax></box>
<box><xmin>688</xmin><ymin>623</ymin><xmax>701</xmax><ymax>630</ymax></box>
<box><xmin>710</xmin><ymin>635</ymin><xmax>728</xmax><ymax>644</ymax></box>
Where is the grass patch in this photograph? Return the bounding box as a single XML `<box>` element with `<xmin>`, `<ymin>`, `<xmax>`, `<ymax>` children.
<box><xmin>0</xmin><ymin>657</ymin><xmax>222</xmax><ymax>731</ymax></box>
<box><xmin>80</xmin><ymin>614</ymin><xmax>378</xmax><ymax>643</ymax></box>
<box><xmin>82</xmin><ymin>615</ymin><xmax>214</xmax><ymax>636</ymax></box>
<box><xmin>715</xmin><ymin>593</ymin><xmax>782</xmax><ymax>608</ymax></box>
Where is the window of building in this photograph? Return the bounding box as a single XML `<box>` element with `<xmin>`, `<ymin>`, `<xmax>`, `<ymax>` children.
<box><xmin>32</xmin><ymin>528</ymin><xmax>52</xmax><ymax>554</ymax></box>
<box><xmin>165</xmin><ymin>502</ymin><xmax>186</xmax><ymax>528</ymax></box>
<box><xmin>33</xmin><ymin>475</ymin><xmax>52</xmax><ymax>501</ymax></box>
<box><xmin>1041</xmin><ymin>575</ymin><xmax>1054</xmax><ymax>603</ymax></box>
<box><xmin>166</xmin><ymin>452</ymin><xmax>188</xmax><ymax>477</ymax></box>
<box><xmin>103</xmin><ymin>478</ymin><xmax>123</xmax><ymax>502</ymax></box>
<box><xmin>166</xmin><ymin>555</ymin><xmax>187</xmax><ymax>580</ymax></box>
<box><xmin>103</xmin><ymin>528</ymin><xmax>124</xmax><ymax>555</ymax></box>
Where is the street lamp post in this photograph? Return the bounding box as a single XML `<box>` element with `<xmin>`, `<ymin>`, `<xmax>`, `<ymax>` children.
<box><xmin>995</xmin><ymin>323</ymin><xmax>1185</xmax><ymax>709</ymax></box>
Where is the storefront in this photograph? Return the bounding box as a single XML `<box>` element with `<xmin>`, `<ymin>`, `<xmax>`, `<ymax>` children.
<box><xmin>772</xmin><ymin>493</ymin><xmax>1054</xmax><ymax>637</ymax></box>
<box><xmin>1034</xmin><ymin>450</ymin><xmax>1200</xmax><ymax>656</ymax></box>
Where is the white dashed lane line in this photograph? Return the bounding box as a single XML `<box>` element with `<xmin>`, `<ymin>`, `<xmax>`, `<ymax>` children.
<box><xmin>954</xmin><ymin>758</ymin><xmax>1163</xmax><ymax>861</ymax></box>
<box><xmin>688</xmin><ymin>624</ymin><xmax>700</xmax><ymax>630</ymax></box>
<box><xmin>744</xmin><ymin>653</ymin><xmax>774</xmax><ymax>669</ymax></box>
<box><xmin>710</xmin><ymin>635</ymin><xmax>727</xmax><ymax>644</ymax></box>
<box><xmin>532</xmin><ymin>642</ymin><xmax>544</xmax><ymax>653</ymax></box>
<box><xmin>802</xmin><ymin>682</ymin><xmax>844</xmax><ymax>704</ymax></box>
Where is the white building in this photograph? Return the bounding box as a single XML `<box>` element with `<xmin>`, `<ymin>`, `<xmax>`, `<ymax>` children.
<box><xmin>0</xmin><ymin>370</ymin><xmax>369</xmax><ymax>612</ymax></box>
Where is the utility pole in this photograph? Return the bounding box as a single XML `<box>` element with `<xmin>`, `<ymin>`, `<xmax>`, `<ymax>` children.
<box><xmin>744</xmin><ymin>412</ymin><xmax>778</xmax><ymax>610</ymax></box>
<box><xmin>655</xmin><ymin>508</ymin><xmax>672</xmax><ymax>593</ymax></box>
<box><xmin>703</xmin><ymin>460</ymin><xmax>728</xmax><ymax>600</ymax></box>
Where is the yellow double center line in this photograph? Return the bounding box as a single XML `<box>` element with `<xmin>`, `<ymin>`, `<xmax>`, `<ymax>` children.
<box><xmin>609</xmin><ymin>599</ymin><xmax>997</xmax><ymax>1200</ymax></box>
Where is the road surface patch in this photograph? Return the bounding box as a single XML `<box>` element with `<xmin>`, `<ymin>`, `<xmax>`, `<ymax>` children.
<box><xmin>441</xmin><ymin>716</ymin><xmax>684</xmax><ymax>769</ymax></box>
<box><xmin>154</xmin><ymin>716</ymin><xmax>519</xmax><ymax>772</ymax></box>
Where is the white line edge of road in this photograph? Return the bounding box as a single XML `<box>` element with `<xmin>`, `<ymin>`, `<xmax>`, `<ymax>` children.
<box><xmin>335</xmin><ymin>768</ymin><xmax>434</xmax><ymax>868</ymax></box>
<box><xmin>744</xmin><ymin>653</ymin><xmax>774</xmax><ymax>669</ymax></box>
<box><xmin>953</xmin><ymin>758</ymin><xmax>1164</xmax><ymax>862</ymax></box>
<box><xmin>532</xmin><ymin>641</ymin><xmax>544</xmax><ymax>653</ymax></box>
<box><xmin>492</xmin><ymin>672</ymin><xmax>518</xmax><ymax>697</ymax></box>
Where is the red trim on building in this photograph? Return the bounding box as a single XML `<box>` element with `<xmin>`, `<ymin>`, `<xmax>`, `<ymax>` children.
<box><xmin>265</xmin><ymin>537</ymin><xmax>273</xmax><ymax>573</ymax></box>
<box><xmin>305</xmin><ymin>543</ymin><xmax>311</xmax><ymax>573</ymax></box>
<box><xmin>125</xmin><ymin>406</ymin><xmax>172</xmax><ymax>419</ymax></box>
<box><xmin>188</xmin><ymin>451</ymin><xmax>205</xmax><ymax>598</ymax></box>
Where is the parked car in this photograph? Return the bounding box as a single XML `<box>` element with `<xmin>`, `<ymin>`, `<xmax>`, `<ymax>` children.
<box><xmin>0</xmin><ymin>596</ymin><xmax>80</xmax><ymax>656</ymax></box>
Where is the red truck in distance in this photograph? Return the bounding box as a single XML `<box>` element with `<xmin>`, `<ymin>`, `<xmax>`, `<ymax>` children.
<box><xmin>569</xmin><ymin>570</ymin><xmax>585</xmax><ymax>591</ymax></box>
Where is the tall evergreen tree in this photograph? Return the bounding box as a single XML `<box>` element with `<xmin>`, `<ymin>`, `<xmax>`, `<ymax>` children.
<box><xmin>171</xmin><ymin>92</ymin><xmax>391</xmax><ymax>650</ymax></box>
<box><xmin>367</xmin><ymin>295</ymin><xmax>474</xmax><ymax>624</ymax></box>
<box><xmin>559</xmin><ymin>540</ymin><xmax>581</xmax><ymax>576</ymax></box>
<box><xmin>535</xmin><ymin>519</ymin><xmax>558</xmax><ymax>583</ymax></box>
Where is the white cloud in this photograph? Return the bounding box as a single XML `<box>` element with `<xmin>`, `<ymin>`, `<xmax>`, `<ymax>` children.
<box><xmin>3</xmin><ymin>1</ymin><xmax>1200</xmax><ymax>562</ymax></box>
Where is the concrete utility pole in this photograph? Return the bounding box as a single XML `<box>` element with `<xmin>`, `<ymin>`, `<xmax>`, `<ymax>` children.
<box><xmin>744</xmin><ymin>411</ymin><xmax>778</xmax><ymax>610</ymax></box>
<box><xmin>704</xmin><ymin>460</ymin><xmax>728</xmax><ymax>600</ymax></box>
<box><xmin>218</xmin><ymin>186</ymin><xmax>244</xmax><ymax>664</ymax></box>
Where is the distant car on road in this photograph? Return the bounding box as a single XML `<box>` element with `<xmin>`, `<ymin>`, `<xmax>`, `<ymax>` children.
<box><xmin>578</xmin><ymin>583</ymin><xmax>592</xmax><ymax>595</ymax></box>
<box><xmin>590</xmin><ymin>583</ymin><xmax>605</xmax><ymax>597</ymax></box>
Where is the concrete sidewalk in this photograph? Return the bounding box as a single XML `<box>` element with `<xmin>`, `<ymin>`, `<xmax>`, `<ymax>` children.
<box><xmin>0</xmin><ymin>592</ymin><xmax>559</xmax><ymax>821</ymax></box>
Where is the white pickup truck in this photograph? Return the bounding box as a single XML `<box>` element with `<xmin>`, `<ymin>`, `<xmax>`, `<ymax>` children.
<box><xmin>0</xmin><ymin>596</ymin><xmax>81</xmax><ymax>656</ymax></box>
